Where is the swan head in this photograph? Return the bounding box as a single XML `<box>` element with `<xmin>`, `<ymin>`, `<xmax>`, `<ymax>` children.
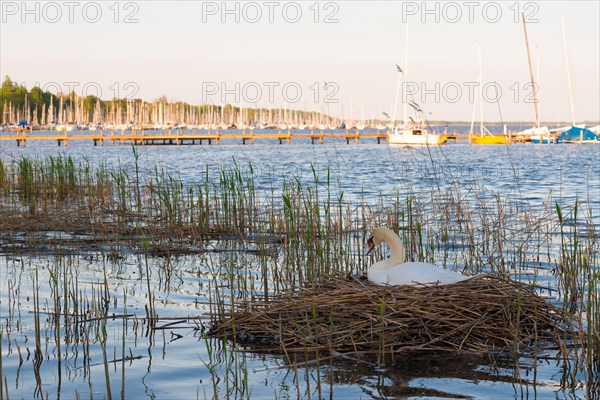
<box><xmin>365</xmin><ymin>228</ymin><xmax>387</xmax><ymax>255</ymax></box>
<box><xmin>366</xmin><ymin>236</ymin><xmax>376</xmax><ymax>255</ymax></box>
<box><xmin>366</xmin><ymin>228</ymin><xmax>405</xmax><ymax>265</ymax></box>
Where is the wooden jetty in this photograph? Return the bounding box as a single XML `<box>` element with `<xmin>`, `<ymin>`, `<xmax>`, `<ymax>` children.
<box><xmin>0</xmin><ymin>128</ymin><xmax>469</xmax><ymax>147</ymax></box>
<box><xmin>0</xmin><ymin>129</ymin><xmax>410</xmax><ymax>147</ymax></box>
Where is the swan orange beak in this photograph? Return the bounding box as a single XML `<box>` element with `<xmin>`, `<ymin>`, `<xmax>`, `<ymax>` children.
<box><xmin>366</xmin><ymin>236</ymin><xmax>375</xmax><ymax>255</ymax></box>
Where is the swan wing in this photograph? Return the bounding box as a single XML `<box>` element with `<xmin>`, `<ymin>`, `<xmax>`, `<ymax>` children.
<box><xmin>369</xmin><ymin>262</ymin><xmax>469</xmax><ymax>286</ymax></box>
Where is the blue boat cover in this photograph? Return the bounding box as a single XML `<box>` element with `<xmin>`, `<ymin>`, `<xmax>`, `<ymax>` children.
<box><xmin>559</xmin><ymin>127</ymin><xmax>600</xmax><ymax>143</ymax></box>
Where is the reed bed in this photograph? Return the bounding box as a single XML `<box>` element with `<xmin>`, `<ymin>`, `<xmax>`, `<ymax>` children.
<box><xmin>0</xmin><ymin>151</ymin><xmax>598</xmax><ymax>397</ymax></box>
<box><xmin>209</xmin><ymin>274</ymin><xmax>571</xmax><ymax>356</ymax></box>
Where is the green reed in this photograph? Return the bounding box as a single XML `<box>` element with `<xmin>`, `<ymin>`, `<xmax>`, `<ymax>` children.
<box><xmin>1</xmin><ymin>151</ymin><xmax>598</xmax><ymax>397</ymax></box>
<box><xmin>0</xmin><ymin>159</ymin><xmax>8</xmax><ymax>196</ymax></box>
<box><xmin>555</xmin><ymin>199</ymin><xmax>599</xmax><ymax>392</ymax></box>
<box><xmin>0</xmin><ymin>330</ymin><xmax>3</xmax><ymax>400</ymax></box>
<box><xmin>201</xmin><ymin>333</ymin><xmax>217</xmax><ymax>397</ymax></box>
<box><xmin>120</xmin><ymin>290</ymin><xmax>127</xmax><ymax>400</ymax></box>
<box><xmin>0</xmin><ymin>153</ymin><xmax>593</xmax><ymax>281</ymax></box>
<box><xmin>1</xmin><ymin>154</ymin><xmax>594</xmax><ymax>293</ymax></box>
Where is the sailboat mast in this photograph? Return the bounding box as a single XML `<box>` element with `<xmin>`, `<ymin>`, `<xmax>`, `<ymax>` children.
<box><xmin>562</xmin><ymin>16</ymin><xmax>576</xmax><ymax>126</ymax></box>
<box><xmin>469</xmin><ymin>76</ymin><xmax>478</xmax><ymax>141</ymax></box>
<box><xmin>536</xmin><ymin>49</ymin><xmax>541</xmax><ymax>125</ymax></box>
<box><xmin>479</xmin><ymin>45</ymin><xmax>483</xmax><ymax>135</ymax></box>
<box><xmin>392</xmin><ymin>23</ymin><xmax>408</xmax><ymax>130</ymax></box>
<box><xmin>522</xmin><ymin>12</ymin><xmax>540</xmax><ymax>127</ymax></box>
<box><xmin>403</xmin><ymin>22</ymin><xmax>409</xmax><ymax>124</ymax></box>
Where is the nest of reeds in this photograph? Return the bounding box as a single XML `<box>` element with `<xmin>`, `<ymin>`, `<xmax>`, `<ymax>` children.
<box><xmin>209</xmin><ymin>274</ymin><xmax>571</xmax><ymax>356</ymax></box>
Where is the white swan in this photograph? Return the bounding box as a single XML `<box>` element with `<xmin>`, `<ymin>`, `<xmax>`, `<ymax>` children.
<box><xmin>366</xmin><ymin>228</ymin><xmax>470</xmax><ymax>286</ymax></box>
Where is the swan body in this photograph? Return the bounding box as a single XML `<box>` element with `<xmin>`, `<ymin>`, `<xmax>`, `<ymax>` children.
<box><xmin>366</xmin><ymin>228</ymin><xmax>470</xmax><ymax>286</ymax></box>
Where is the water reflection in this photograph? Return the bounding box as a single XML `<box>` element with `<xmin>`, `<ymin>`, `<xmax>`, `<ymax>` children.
<box><xmin>1</xmin><ymin>138</ymin><xmax>598</xmax><ymax>398</ymax></box>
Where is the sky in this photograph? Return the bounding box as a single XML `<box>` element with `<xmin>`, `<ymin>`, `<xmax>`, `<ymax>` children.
<box><xmin>1</xmin><ymin>0</ymin><xmax>599</xmax><ymax>122</ymax></box>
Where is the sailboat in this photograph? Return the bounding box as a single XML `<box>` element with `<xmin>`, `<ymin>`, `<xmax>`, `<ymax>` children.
<box><xmin>387</xmin><ymin>23</ymin><xmax>447</xmax><ymax>146</ymax></box>
<box><xmin>529</xmin><ymin>51</ymin><xmax>559</xmax><ymax>144</ymax></box>
<box><xmin>470</xmin><ymin>46</ymin><xmax>508</xmax><ymax>145</ymax></box>
<box><xmin>555</xmin><ymin>17</ymin><xmax>598</xmax><ymax>144</ymax></box>
<box><xmin>515</xmin><ymin>12</ymin><xmax>554</xmax><ymax>143</ymax></box>
<box><xmin>388</xmin><ymin>115</ymin><xmax>447</xmax><ymax>145</ymax></box>
<box><xmin>559</xmin><ymin>126</ymin><xmax>600</xmax><ymax>143</ymax></box>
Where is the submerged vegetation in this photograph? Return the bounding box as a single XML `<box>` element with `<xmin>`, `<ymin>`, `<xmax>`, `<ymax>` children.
<box><xmin>0</xmin><ymin>150</ymin><xmax>598</xmax><ymax>398</ymax></box>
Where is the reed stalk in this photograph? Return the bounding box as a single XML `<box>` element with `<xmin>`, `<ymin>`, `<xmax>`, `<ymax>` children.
<box><xmin>0</xmin><ymin>330</ymin><xmax>3</xmax><ymax>400</ymax></box>
<box><xmin>0</xmin><ymin>150</ymin><xmax>598</xmax><ymax>397</ymax></box>
<box><xmin>121</xmin><ymin>290</ymin><xmax>127</xmax><ymax>400</ymax></box>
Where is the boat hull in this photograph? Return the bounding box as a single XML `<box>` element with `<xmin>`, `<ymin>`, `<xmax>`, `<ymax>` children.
<box><xmin>531</xmin><ymin>135</ymin><xmax>561</xmax><ymax>144</ymax></box>
<box><xmin>471</xmin><ymin>135</ymin><xmax>508</xmax><ymax>145</ymax></box>
<box><xmin>388</xmin><ymin>130</ymin><xmax>447</xmax><ymax>146</ymax></box>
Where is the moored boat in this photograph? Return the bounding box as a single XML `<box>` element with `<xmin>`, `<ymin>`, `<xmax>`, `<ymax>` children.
<box><xmin>524</xmin><ymin>126</ymin><xmax>560</xmax><ymax>144</ymax></box>
<box><xmin>559</xmin><ymin>126</ymin><xmax>600</xmax><ymax>144</ymax></box>
<box><xmin>471</xmin><ymin>134</ymin><xmax>508</xmax><ymax>145</ymax></box>
<box><xmin>388</xmin><ymin>123</ymin><xmax>447</xmax><ymax>146</ymax></box>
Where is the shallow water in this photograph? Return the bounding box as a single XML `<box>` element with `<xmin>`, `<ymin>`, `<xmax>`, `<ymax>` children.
<box><xmin>1</xmin><ymin>134</ymin><xmax>599</xmax><ymax>399</ymax></box>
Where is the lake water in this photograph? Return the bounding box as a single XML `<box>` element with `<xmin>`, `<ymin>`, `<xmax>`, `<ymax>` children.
<box><xmin>1</xmin><ymin>132</ymin><xmax>599</xmax><ymax>399</ymax></box>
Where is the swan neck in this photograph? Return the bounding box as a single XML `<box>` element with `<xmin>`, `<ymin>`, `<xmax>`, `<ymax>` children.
<box><xmin>383</xmin><ymin>229</ymin><xmax>405</xmax><ymax>265</ymax></box>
